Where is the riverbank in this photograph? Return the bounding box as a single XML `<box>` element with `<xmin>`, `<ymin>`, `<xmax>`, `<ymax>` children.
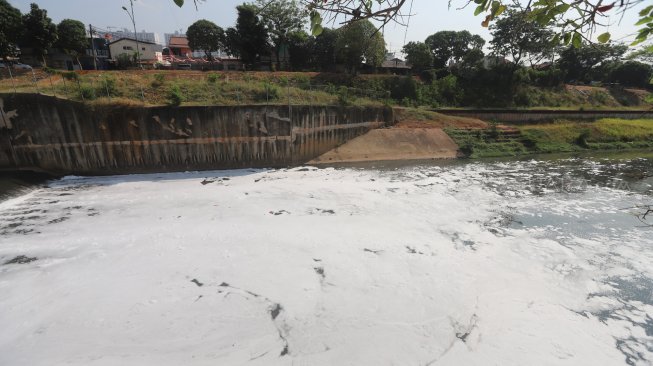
<box><xmin>446</xmin><ymin>118</ymin><xmax>653</xmax><ymax>159</ymax></box>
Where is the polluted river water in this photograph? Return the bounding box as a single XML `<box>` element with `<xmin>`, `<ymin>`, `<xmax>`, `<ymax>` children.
<box><xmin>0</xmin><ymin>154</ymin><xmax>652</xmax><ymax>365</ymax></box>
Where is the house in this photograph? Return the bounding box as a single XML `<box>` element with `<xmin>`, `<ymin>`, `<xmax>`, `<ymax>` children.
<box><xmin>481</xmin><ymin>56</ymin><xmax>511</xmax><ymax>69</ymax></box>
<box><xmin>380</xmin><ymin>57</ymin><xmax>411</xmax><ymax>74</ymax></box>
<box><xmin>108</xmin><ymin>38</ymin><xmax>162</xmax><ymax>63</ymax></box>
<box><xmin>83</xmin><ymin>37</ymin><xmax>111</xmax><ymax>70</ymax></box>
<box><xmin>167</xmin><ymin>36</ymin><xmax>192</xmax><ymax>58</ymax></box>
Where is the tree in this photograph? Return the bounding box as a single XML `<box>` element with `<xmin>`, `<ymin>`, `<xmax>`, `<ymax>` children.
<box><xmin>425</xmin><ymin>30</ymin><xmax>485</xmax><ymax>69</ymax></box>
<box><xmin>21</xmin><ymin>3</ymin><xmax>58</xmax><ymax>66</ymax></box>
<box><xmin>312</xmin><ymin>27</ymin><xmax>337</xmax><ymax>71</ymax></box>
<box><xmin>287</xmin><ymin>30</ymin><xmax>314</xmax><ymax>70</ymax></box>
<box><xmin>335</xmin><ymin>20</ymin><xmax>385</xmax><ymax>72</ymax></box>
<box><xmin>402</xmin><ymin>41</ymin><xmax>432</xmax><ymax>71</ymax></box>
<box><xmin>304</xmin><ymin>0</ymin><xmax>651</xmax><ymax>46</ymax></box>
<box><xmin>175</xmin><ymin>0</ymin><xmax>653</xmax><ymax>46</ymax></box>
<box><xmin>0</xmin><ymin>0</ymin><xmax>22</xmax><ymax>61</ymax></box>
<box><xmin>490</xmin><ymin>8</ymin><xmax>554</xmax><ymax>68</ymax></box>
<box><xmin>187</xmin><ymin>19</ymin><xmax>224</xmax><ymax>60</ymax></box>
<box><xmin>233</xmin><ymin>4</ymin><xmax>269</xmax><ymax>68</ymax></box>
<box><xmin>626</xmin><ymin>45</ymin><xmax>653</xmax><ymax>64</ymax></box>
<box><xmin>255</xmin><ymin>0</ymin><xmax>306</xmax><ymax>70</ymax></box>
<box><xmin>558</xmin><ymin>42</ymin><xmax>628</xmax><ymax>82</ymax></box>
<box><xmin>56</xmin><ymin>19</ymin><xmax>86</xmax><ymax>69</ymax></box>
<box><xmin>610</xmin><ymin>61</ymin><xmax>653</xmax><ymax>88</ymax></box>
<box><xmin>222</xmin><ymin>27</ymin><xmax>240</xmax><ymax>58</ymax></box>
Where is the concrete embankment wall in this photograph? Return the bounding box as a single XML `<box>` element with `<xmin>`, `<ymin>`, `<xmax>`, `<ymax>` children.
<box><xmin>436</xmin><ymin>109</ymin><xmax>653</xmax><ymax>124</ymax></box>
<box><xmin>0</xmin><ymin>94</ymin><xmax>393</xmax><ymax>174</ymax></box>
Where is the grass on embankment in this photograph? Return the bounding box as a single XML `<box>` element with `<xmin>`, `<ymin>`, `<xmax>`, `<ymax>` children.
<box><xmin>447</xmin><ymin>118</ymin><xmax>653</xmax><ymax>158</ymax></box>
<box><xmin>0</xmin><ymin>70</ymin><xmax>385</xmax><ymax>107</ymax></box>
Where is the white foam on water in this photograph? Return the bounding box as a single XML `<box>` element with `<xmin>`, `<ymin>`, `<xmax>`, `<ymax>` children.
<box><xmin>0</xmin><ymin>160</ymin><xmax>651</xmax><ymax>365</ymax></box>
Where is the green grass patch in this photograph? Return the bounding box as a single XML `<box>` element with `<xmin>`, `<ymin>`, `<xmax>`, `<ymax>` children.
<box><xmin>448</xmin><ymin>118</ymin><xmax>653</xmax><ymax>159</ymax></box>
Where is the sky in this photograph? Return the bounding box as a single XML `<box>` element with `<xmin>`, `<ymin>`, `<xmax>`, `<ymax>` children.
<box><xmin>8</xmin><ymin>0</ymin><xmax>648</xmax><ymax>55</ymax></box>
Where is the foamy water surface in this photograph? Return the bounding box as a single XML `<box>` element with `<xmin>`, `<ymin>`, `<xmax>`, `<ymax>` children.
<box><xmin>1</xmin><ymin>157</ymin><xmax>652</xmax><ymax>365</ymax></box>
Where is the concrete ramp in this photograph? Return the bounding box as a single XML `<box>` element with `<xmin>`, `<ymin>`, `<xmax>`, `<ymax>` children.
<box><xmin>309</xmin><ymin>128</ymin><xmax>459</xmax><ymax>164</ymax></box>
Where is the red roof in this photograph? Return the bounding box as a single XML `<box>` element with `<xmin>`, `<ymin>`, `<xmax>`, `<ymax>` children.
<box><xmin>169</xmin><ymin>36</ymin><xmax>189</xmax><ymax>48</ymax></box>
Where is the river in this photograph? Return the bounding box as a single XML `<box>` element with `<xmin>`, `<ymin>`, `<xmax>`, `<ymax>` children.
<box><xmin>0</xmin><ymin>153</ymin><xmax>652</xmax><ymax>365</ymax></box>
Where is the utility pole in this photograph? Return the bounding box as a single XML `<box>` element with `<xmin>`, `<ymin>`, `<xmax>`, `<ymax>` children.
<box><xmin>89</xmin><ymin>24</ymin><xmax>98</xmax><ymax>70</ymax></box>
<box><xmin>122</xmin><ymin>0</ymin><xmax>142</xmax><ymax>69</ymax></box>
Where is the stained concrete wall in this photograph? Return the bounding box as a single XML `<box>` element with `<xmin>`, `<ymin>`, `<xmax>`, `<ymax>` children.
<box><xmin>0</xmin><ymin>94</ymin><xmax>393</xmax><ymax>175</ymax></box>
<box><xmin>436</xmin><ymin>109</ymin><xmax>653</xmax><ymax>124</ymax></box>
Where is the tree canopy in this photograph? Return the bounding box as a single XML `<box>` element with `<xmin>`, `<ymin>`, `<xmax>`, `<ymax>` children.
<box><xmin>312</xmin><ymin>27</ymin><xmax>337</xmax><ymax>71</ymax></box>
<box><xmin>489</xmin><ymin>7</ymin><xmax>555</xmax><ymax>67</ymax></box>
<box><xmin>56</xmin><ymin>19</ymin><xmax>87</xmax><ymax>69</ymax></box>
<box><xmin>187</xmin><ymin>19</ymin><xmax>224</xmax><ymax>60</ymax></box>
<box><xmin>425</xmin><ymin>30</ymin><xmax>485</xmax><ymax>69</ymax></box>
<box><xmin>558</xmin><ymin>42</ymin><xmax>628</xmax><ymax>82</ymax></box>
<box><xmin>231</xmin><ymin>4</ymin><xmax>269</xmax><ymax>67</ymax></box>
<box><xmin>302</xmin><ymin>0</ymin><xmax>651</xmax><ymax>46</ymax></box>
<box><xmin>402</xmin><ymin>41</ymin><xmax>432</xmax><ymax>71</ymax></box>
<box><xmin>335</xmin><ymin>19</ymin><xmax>385</xmax><ymax>71</ymax></box>
<box><xmin>21</xmin><ymin>3</ymin><xmax>58</xmax><ymax>66</ymax></box>
<box><xmin>255</xmin><ymin>0</ymin><xmax>306</xmax><ymax>69</ymax></box>
<box><xmin>0</xmin><ymin>0</ymin><xmax>22</xmax><ymax>61</ymax></box>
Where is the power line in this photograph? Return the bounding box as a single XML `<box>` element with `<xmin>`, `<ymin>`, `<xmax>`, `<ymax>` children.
<box><xmin>402</xmin><ymin>0</ymin><xmax>415</xmax><ymax>47</ymax></box>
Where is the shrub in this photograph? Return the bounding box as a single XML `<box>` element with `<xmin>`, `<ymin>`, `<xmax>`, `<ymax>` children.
<box><xmin>151</xmin><ymin>73</ymin><xmax>165</xmax><ymax>88</ymax></box>
<box><xmin>116</xmin><ymin>53</ymin><xmax>135</xmax><ymax>70</ymax></box>
<box><xmin>385</xmin><ymin>76</ymin><xmax>418</xmax><ymax>101</ymax></box>
<box><xmin>336</xmin><ymin>86</ymin><xmax>351</xmax><ymax>106</ymax></box>
<box><xmin>62</xmin><ymin>71</ymin><xmax>78</xmax><ymax>81</ymax></box>
<box><xmin>436</xmin><ymin>75</ymin><xmax>462</xmax><ymax>106</ymax></box>
<box><xmin>293</xmin><ymin>74</ymin><xmax>310</xmax><ymax>89</ymax></box>
<box><xmin>78</xmin><ymin>84</ymin><xmax>96</xmax><ymax>100</ymax></box>
<box><xmin>513</xmin><ymin>89</ymin><xmax>533</xmax><ymax>107</ymax></box>
<box><xmin>207</xmin><ymin>73</ymin><xmax>220</xmax><ymax>83</ymax></box>
<box><xmin>99</xmin><ymin>75</ymin><xmax>118</xmax><ymax>97</ymax></box>
<box><xmin>575</xmin><ymin>129</ymin><xmax>591</xmax><ymax>148</ymax></box>
<box><xmin>43</xmin><ymin>66</ymin><xmax>56</xmax><ymax>75</ymax></box>
<box><xmin>167</xmin><ymin>85</ymin><xmax>183</xmax><ymax>106</ymax></box>
<box><xmin>255</xmin><ymin>83</ymin><xmax>279</xmax><ymax>102</ymax></box>
<box><xmin>459</xmin><ymin>142</ymin><xmax>474</xmax><ymax>157</ymax></box>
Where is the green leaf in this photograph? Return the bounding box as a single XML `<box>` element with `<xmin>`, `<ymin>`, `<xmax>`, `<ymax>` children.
<box><xmin>639</xmin><ymin>5</ymin><xmax>653</xmax><ymax>16</ymax></box>
<box><xmin>563</xmin><ymin>32</ymin><xmax>571</xmax><ymax>45</ymax></box>
<box><xmin>474</xmin><ymin>4</ymin><xmax>485</xmax><ymax>16</ymax></box>
<box><xmin>635</xmin><ymin>17</ymin><xmax>652</xmax><ymax>26</ymax></box>
<box><xmin>572</xmin><ymin>32</ymin><xmax>581</xmax><ymax>48</ymax></box>
<box><xmin>310</xmin><ymin>11</ymin><xmax>322</xmax><ymax>26</ymax></box>
<box><xmin>173</xmin><ymin>0</ymin><xmax>184</xmax><ymax>7</ymax></box>
<box><xmin>311</xmin><ymin>23</ymin><xmax>323</xmax><ymax>36</ymax></box>
<box><xmin>555</xmin><ymin>3</ymin><xmax>571</xmax><ymax>13</ymax></box>
<box><xmin>597</xmin><ymin>32</ymin><xmax>610</xmax><ymax>43</ymax></box>
<box><xmin>494</xmin><ymin>5</ymin><xmax>507</xmax><ymax>17</ymax></box>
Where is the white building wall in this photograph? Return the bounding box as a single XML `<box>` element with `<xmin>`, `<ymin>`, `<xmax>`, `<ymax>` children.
<box><xmin>109</xmin><ymin>39</ymin><xmax>163</xmax><ymax>61</ymax></box>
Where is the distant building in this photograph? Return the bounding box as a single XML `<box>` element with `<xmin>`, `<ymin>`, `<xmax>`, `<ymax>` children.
<box><xmin>481</xmin><ymin>56</ymin><xmax>511</xmax><ymax>69</ymax></box>
<box><xmin>380</xmin><ymin>58</ymin><xmax>411</xmax><ymax>74</ymax></box>
<box><xmin>167</xmin><ymin>36</ymin><xmax>192</xmax><ymax>58</ymax></box>
<box><xmin>84</xmin><ymin>37</ymin><xmax>111</xmax><ymax>70</ymax></box>
<box><xmin>107</xmin><ymin>28</ymin><xmax>161</xmax><ymax>45</ymax></box>
<box><xmin>109</xmin><ymin>38</ymin><xmax>163</xmax><ymax>63</ymax></box>
<box><xmin>164</xmin><ymin>31</ymin><xmax>185</xmax><ymax>46</ymax></box>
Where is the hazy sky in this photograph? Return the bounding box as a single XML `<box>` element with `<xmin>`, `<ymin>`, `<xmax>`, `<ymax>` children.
<box><xmin>8</xmin><ymin>0</ymin><xmax>647</xmax><ymax>54</ymax></box>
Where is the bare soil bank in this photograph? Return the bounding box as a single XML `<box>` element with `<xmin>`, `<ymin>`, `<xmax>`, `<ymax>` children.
<box><xmin>310</xmin><ymin>128</ymin><xmax>459</xmax><ymax>164</ymax></box>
